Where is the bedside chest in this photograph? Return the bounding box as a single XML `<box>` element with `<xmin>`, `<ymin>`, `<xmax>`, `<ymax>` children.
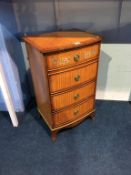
<box><xmin>23</xmin><ymin>31</ymin><xmax>102</xmax><ymax>140</ymax></box>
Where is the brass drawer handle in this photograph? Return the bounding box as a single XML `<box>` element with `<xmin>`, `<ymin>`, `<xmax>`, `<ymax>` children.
<box><xmin>74</xmin><ymin>75</ymin><xmax>80</xmax><ymax>82</ymax></box>
<box><xmin>74</xmin><ymin>54</ymin><xmax>80</xmax><ymax>62</ymax></box>
<box><xmin>73</xmin><ymin>110</ymin><xmax>79</xmax><ymax>116</ymax></box>
<box><xmin>74</xmin><ymin>94</ymin><xmax>80</xmax><ymax>100</ymax></box>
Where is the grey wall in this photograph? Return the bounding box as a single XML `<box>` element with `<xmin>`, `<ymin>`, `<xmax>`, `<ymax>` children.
<box><xmin>56</xmin><ymin>0</ymin><xmax>131</xmax><ymax>43</ymax></box>
<box><xmin>12</xmin><ymin>0</ymin><xmax>131</xmax><ymax>43</ymax></box>
<box><xmin>13</xmin><ymin>0</ymin><xmax>57</xmax><ymax>38</ymax></box>
<box><xmin>119</xmin><ymin>0</ymin><xmax>131</xmax><ymax>43</ymax></box>
<box><xmin>56</xmin><ymin>0</ymin><xmax>120</xmax><ymax>42</ymax></box>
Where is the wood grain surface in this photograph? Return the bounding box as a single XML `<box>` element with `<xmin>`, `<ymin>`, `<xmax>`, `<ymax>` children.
<box><xmin>23</xmin><ymin>31</ymin><xmax>101</xmax><ymax>53</ymax></box>
<box><xmin>53</xmin><ymin>97</ymin><xmax>94</xmax><ymax>127</ymax></box>
<box><xmin>47</xmin><ymin>44</ymin><xmax>99</xmax><ymax>70</ymax></box>
<box><xmin>49</xmin><ymin>61</ymin><xmax>98</xmax><ymax>93</ymax></box>
<box><xmin>51</xmin><ymin>81</ymin><xmax>95</xmax><ymax>111</ymax></box>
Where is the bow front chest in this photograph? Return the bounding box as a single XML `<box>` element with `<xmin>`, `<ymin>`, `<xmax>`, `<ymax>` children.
<box><xmin>23</xmin><ymin>31</ymin><xmax>102</xmax><ymax>140</ymax></box>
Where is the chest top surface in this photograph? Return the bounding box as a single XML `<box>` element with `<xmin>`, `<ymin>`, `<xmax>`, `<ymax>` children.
<box><xmin>23</xmin><ymin>31</ymin><xmax>101</xmax><ymax>53</ymax></box>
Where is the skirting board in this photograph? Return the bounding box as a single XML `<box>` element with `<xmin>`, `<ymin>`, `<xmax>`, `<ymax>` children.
<box><xmin>96</xmin><ymin>91</ymin><xmax>130</xmax><ymax>101</ymax></box>
<box><xmin>96</xmin><ymin>44</ymin><xmax>131</xmax><ymax>101</ymax></box>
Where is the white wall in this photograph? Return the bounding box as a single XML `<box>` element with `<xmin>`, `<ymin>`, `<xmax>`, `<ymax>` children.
<box><xmin>96</xmin><ymin>44</ymin><xmax>131</xmax><ymax>101</ymax></box>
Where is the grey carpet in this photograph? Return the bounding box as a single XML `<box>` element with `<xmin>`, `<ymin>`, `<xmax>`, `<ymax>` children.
<box><xmin>0</xmin><ymin>100</ymin><xmax>131</xmax><ymax>175</ymax></box>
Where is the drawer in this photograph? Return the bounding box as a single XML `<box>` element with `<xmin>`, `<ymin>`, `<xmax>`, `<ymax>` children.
<box><xmin>49</xmin><ymin>61</ymin><xmax>98</xmax><ymax>93</ymax></box>
<box><xmin>51</xmin><ymin>81</ymin><xmax>96</xmax><ymax>111</ymax></box>
<box><xmin>47</xmin><ymin>44</ymin><xmax>99</xmax><ymax>70</ymax></box>
<box><xmin>53</xmin><ymin>98</ymin><xmax>94</xmax><ymax>127</ymax></box>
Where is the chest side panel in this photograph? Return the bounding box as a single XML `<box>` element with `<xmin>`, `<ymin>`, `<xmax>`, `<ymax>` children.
<box><xmin>26</xmin><ymin>44</ymin><xmax>53</xmax><ymax>127</ymax></box>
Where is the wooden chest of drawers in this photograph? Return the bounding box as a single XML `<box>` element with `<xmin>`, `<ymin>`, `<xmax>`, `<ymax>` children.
<box><xmin>23</xmin><ymin>31</ymin><xmax>101</xmax><ymax>140</ymax></box>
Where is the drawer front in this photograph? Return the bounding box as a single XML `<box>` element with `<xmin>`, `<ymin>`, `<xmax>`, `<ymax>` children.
<box><xmin>51</xmin><ymin>81</ymin><xmax>96</xmax><ymax>111</ymax></box>
<box><xmin>53</xmin><ymin>98</ymin><xmax>94</xmax><ymax>127</ymax></box>
<box><xmin>47</xmin><ymin>44</ymin><xmax>99</xmax><ymax>70</ymax></box>
<box><xmin>49</xmin><ymin>61</ymin><xmax>98</xmax><ymax>93</ymax></box>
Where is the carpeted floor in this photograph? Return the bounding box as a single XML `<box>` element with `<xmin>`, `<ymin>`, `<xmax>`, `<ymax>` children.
<box><xmin>0</xmin><ymin>100</ymin><xmax>131</xmax><ymax>175</ymax></box>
